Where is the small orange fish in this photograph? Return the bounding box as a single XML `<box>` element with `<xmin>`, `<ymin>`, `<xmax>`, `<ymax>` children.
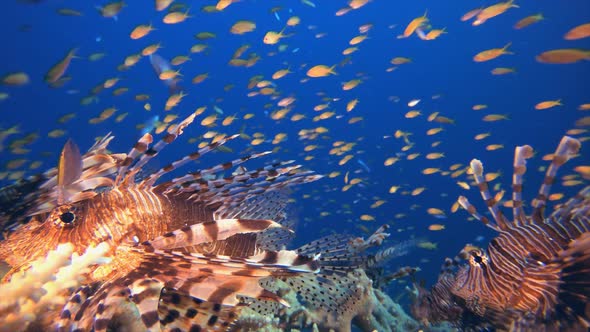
<box><xmin>535</xmin><ymin>99</ymin><xmax>562</xmax><ymax>110</ymax></box>
<box><xmin>402</xmin><ymin>11</ymin><xmax>428</xmax><ymax>38</ymax></box>
<box><xmin>162</xmin><ymin>9</ymin><xmax>191</xmax><ymax>24</ymax></box>
<box><xmin>45</xmin><ymin>48</ymin><xmax>78</xmax><ymax>84</ymax></box>
<box><xmin>536</xmin><ymin>49</ymin><xmax>590</xmax><ymax>64</ymax></box>
<box><xmin>483</xmin><ymin>114</ymin><xmax>509</xmax><ymax>122</ymax></box>
<box><xmin>474</xmin><ymin>42</ymin><xmax>513</xmax><ymax>62</ymax></box>
<box><xmin>461</xmin><ymin>8</ymin><xmax>482</xmax><ymax>22</ymax></box>
<box><xmin>564</xmin><ymin>22</ymin><xmax>590</xmax><ymax>40</ymax></box>
<box><xmin>491</xmin><ymin>67</ymin><xmax>516</xmax><ymax>75</ymax></box>
<box><xmin>306</xmin><ymin>65</ymin><xmax>336</xmax><ymax>78</ymax></box>
<box><xmin>428</xmin><ymin>224</ymin><xmax>445</xmax><ymax>231</ymax></box>
<box><xmin>514</xmin><ymin>13</ymin><xmax>543</xmax><ymax>30</ymax></box>
<box><xmin>263</xmin><ymin>28</ymin><xmax>291</xmax><ymax>45</ymax></box>
<box><xmin>473</xmin><ymin>0</ymin><xmax>518</xmax><ymax>26</ymax></box>
<box><xmin>130</xmin><ymin>23</ymin><xmax>155</xmax><ymax>40</ymax></box>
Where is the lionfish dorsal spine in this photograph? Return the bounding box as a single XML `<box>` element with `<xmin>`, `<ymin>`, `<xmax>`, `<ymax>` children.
<box><xmin>512</xmin><ymin>144</ymin><xmax>534</xmax><ymax>226</ymax></box>
<box><xmin>116</xmin><ymin>132</ymin><xmax>154</xmax><ymax>185</ymax></box>
<box><xmin>469</xmin><ymin>159</ymin><xmax>510</xmax><ymax>230</ymax></box>
<box><xmin>531</xmin><ymin>136</ymin><xmax>581</xmax><ymax>223</ymax></box>
<box><xmin>157</xmin><ymin>150</ymin><xmax>273</xmax><ymax>192</ymax></box>
<box><xmin>139</xmin><ymin>134</ymin><xmax>241</xmax><ymax>188</ymax></box>
<box><xmin>128</xmin><ymin>112</ymin><xmax>197</xmax><ymax>178</ymax></box>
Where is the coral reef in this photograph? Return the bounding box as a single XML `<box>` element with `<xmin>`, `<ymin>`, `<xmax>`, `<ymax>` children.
<box><xmin>0</xmin><ymin>243</ymin><xmax>110</xmax><ymax>332</ymax></box>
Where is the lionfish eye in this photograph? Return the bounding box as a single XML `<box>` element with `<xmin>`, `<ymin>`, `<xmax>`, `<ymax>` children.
<box><xmin>59</xmin><ymin>211</ymin><xmax>76</xmax><ymax>224</ymax></box>
<box><xmin>473</xmin><ymin>255</ymin><xmax>483</xmax><ymax>264</ymax></box>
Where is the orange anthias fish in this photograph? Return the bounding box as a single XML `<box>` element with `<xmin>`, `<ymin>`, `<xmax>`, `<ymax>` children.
<box><xmin>535</xmin><ymin>49</ymin><xmax>590</xmax><ymax>64</ymax></box>
<box><xmin>535</xmin><ymin>99</ymin><xmax>562</xmax><ymax>110</ymax></box>
<box><xmin>473</xmin><ymin>0</ymin><xmax>518</xmax><ymax>26</ymax></box>
<box><xmin>0</xmin><ymin>112</ymin><xmax>330</xmax><ymax>331</ymax></box>
<box><xmin>306</xmin><ymin>64</ymin><xmax>337</xmax><ymax>77</ymax></box>
<box><xmin>45</xmin><ymin>48</ymin><xmax>78</xmax><ymax>84</ymax></box>
<box><xmin>513</xmin><ymin>13</ymin><xmax>544</xmax><ymax>30</ymax></box>
<box><xmin>564</xmin><ymin>22</ymin><xmax>590</xmax><ymax>40</ymax></box>
<box><xmin>401</xmin><ymin>11</ymin><xmax>428</xmax><ymax>38</ymax></box>
<box><xmin>473</xmin><ymin>42</ymin><xmax>513</xmax><ymax>62</ymax></box>
<box><xmin>263</xmin><ymin>27</ymin><xmax>292</xmax><ymax>45</ymax></box>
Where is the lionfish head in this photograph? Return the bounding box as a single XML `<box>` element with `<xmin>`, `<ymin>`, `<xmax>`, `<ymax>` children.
<box><xmin>0</xmin><ymin>138</ymin><xmax>121</xmax><ymax>276</ymax></box>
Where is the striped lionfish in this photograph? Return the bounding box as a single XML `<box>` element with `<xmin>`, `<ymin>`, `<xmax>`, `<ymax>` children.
<box><xmin>411</xmin><ymin>136</ymin><xmax>590</xmax><ymax>331</ymax></box>
<box><xmin>0</xmin><ymin>111</ymin><xmax>325</xmax><ymax>331</ymax></box>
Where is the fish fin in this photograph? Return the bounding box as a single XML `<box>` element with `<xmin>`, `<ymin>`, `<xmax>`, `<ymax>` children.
<box><xmin>57</xmin><ymin>285</ymin><xmax>94</xmax><ymax>331</ymax></box>
<box><xmin>277</xmin><ymin>271</ymin><xmax>362</xmax><ymax>316</ymax></box>
<box><xmin>164</xmin><ymin>162</ymin><xmax>321</xmax><ymax>213</ymax></box>
<box><xmin>122</xmin><ymin>111</ymin><xmax>198</xmax><ymax>184</ymax></box>
<box><xmin>57</xmin><ymin>139</ymin><xmax>83</xmax><ymax>204</ymax></box>
<box><xmin>461</xmin><ymin>159</ymin><xmax>510</xmax><ymax>231</ymax></box>
<box><xmin>59</xmin><ymin>281</ymin><xmax>133</xmax><ymax>332</ymax></box>
<box><xmin>511</xmin><ymin>144</ymin><xmax>534</xmax><ymax>226</ymax></box>
<box><xmin>155</xmin><ymin>158</ymin><xmax>295</xmax><ymax>195</ymax></box>
<box><xmin>139</xmin><ymin>134</ymin><xmax>244</xmax><ymax>188</ymax></box>
<box><xmin>295</xmin><ymin>233</ymin><xmax>366</xmax><ymax>274</ymax></box>
<box><xmin>130</xmin><ymin>246</ymin><xmax>318</xmax><ymax>306</ymax></box>
<box><xmin>144</xmin><ymin>218</ymin><xmax>282</xmax><ymax>250</ymax></box>
<box><xmin>532</xmin><ymin>136</ymin><xmax>581</xmax><ymax>223</ymax></box>
<box><xmin>115</xmin><ymin>133</ymin><xmax>154</xmax><ymax>185</ymax></box>
<box><xmin>159</xmin><ymin>288</ymin><xmax>242</xmax><ymax>331</ymax></box>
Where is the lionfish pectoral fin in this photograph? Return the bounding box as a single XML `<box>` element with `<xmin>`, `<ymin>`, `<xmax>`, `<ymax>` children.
<box><xmin>159</xmin><ymin>288</ymin><xmax>242</xmax><ymax>331</ymax></box>
<box><xmin>57</xmin><ymin>139</ymin><xmax>83</xmax><ymax>204</ymax></box>
<box><xmin>57</xmin><ymin>285</ymin><xmax>94</xmax><ymax>331</ymax></box>
<box><xmin>144</xmin><ymin>218</ymin><xmax>282</xmax><ymax>250</ymax></box>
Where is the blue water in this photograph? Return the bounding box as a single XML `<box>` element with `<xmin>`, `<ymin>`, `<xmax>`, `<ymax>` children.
<box><xmin>1</xmin><ymin>0</ymin><xmax>589</xmax><ymax>309</ymax></box>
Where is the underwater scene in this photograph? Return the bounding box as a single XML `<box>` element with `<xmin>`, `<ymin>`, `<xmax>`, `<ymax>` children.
<box><xmin>1</xmin><ymin>0</ymin><xmax>589</xmax><ymax>331</ymax></box>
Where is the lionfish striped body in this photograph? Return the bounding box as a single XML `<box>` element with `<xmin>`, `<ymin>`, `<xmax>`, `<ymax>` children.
<box><xmin>0</xmin><ymin>111</ymin><xmax>323</xmax><ymax>331</ymax></box>
<box><xmin>411</xmin><ymin>136</ymin><xmax>590</xmax><ymax>331</ymax></box>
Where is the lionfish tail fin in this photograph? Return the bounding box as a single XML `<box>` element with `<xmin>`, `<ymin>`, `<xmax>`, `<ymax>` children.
<box><xmin>532</xmin><ymin>136</ymin><xmax>581</xmax><ymax>223</ymax></box>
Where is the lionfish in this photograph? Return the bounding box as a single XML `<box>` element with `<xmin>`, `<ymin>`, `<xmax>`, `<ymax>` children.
<box><xmin>411</xmin><ymin>136</ymin><xmax>590</xmax><ymax>331</ymax></box>
<box><xmin>0</xmin><ymin>111</ymin><xmax>325</xmax><ymax>331</ymax></box>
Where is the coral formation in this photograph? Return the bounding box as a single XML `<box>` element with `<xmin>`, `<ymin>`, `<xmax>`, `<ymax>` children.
<box><xmin>0</xmin><ymin>243</ymin><xmax>110</xmax><ymax>332</ymax></box>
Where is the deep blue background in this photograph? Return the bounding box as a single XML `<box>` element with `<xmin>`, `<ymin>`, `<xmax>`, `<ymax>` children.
<box><xmin>1</xmin><ymin>0</ymin><xmax>589</xmax><ymax>310</ymax></box>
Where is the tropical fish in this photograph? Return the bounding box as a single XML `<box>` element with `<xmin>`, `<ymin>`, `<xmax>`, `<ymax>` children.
<box><xmin>411</xmin><ymin>136</ymin><xmax>590</xmax><ymax>330</ymax></box>
<box><xmin>0</xmin><ymin>112</ymin><xmax>325</xmax><ymax>331</ymax></box>
<box><xmin>149</xmin><ymin>54</ymin><xmax>182</xmax><ymax>94</ymax></box>
<box><xmin>45</xmin><ymin>48</ymin><xmax>78</xmax><ymax>84</ymax></box>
